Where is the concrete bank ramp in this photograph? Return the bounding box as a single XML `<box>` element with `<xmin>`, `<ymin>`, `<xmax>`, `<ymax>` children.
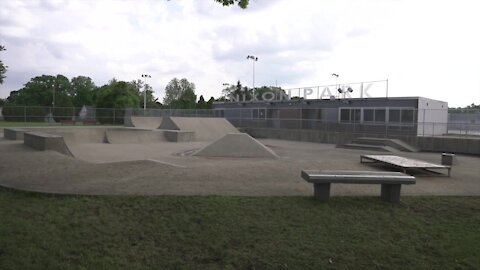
<box><xmin>193</xmin><ymin>133</ymin><xmax>278</xmax><ymax>158</ymax></box>
<box><xmin>44</xmin><ymin>128</ymin><xmax>108</xmax><ymax>145</ymax></box>
<box><xmin>160</xmin><ymin>117</ymin><xmax>239</xmax><ymax>141</ymax></box>
<box><xmin>106</xmin><ymin>128</ymin><xmax>167</xmax><ymax>144</ymax></box>
<box><xmin>24</xmin><ymin>131</ymin><xmax>74</xmax><ymax>157</ymax></box>
<box><xmin>125</xmin><ymin>116</ymin><xmax>163</xmax><ymax>129</ymax></box>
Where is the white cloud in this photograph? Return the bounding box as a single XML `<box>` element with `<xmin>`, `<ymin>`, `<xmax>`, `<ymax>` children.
<box><xmin>0</xmin><ymin>0</ymin><xmax>479</xmax><ymax>107</ymax></box>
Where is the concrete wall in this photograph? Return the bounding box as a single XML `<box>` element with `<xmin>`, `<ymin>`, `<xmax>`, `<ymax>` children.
<box><xmin>243</xmin><ymin>127</ymin><xmax>480</xmax><ymax>155</ymax></box>
<box><xmin>417</xmin><ymin>97</ymin><xmax>448</xmax><ymax>136</ymax></box>
<box><xmin>4</xmin><ymin>128</ymin><xmax>26</xmax><ymax>140</ymax></box>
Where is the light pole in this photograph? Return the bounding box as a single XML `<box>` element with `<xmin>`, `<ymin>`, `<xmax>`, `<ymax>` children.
<box><xmin>52</xmin><ymin>83</ymin><xmax>56</xmax><ymax>108</ymax></box>
<box><xmin>247</xmin><ymin>55</ymin><xmax>258</xmax><ymax>96</ymax></box>
<box><xmin>332</xmin><ymin>73</ymin><xmax>339</xmax><ymax>97</ymax></box>
<box><xmin>141</xmin><ymin>74</ymin><xmax>151</xmax><ymax>111</ymax></box>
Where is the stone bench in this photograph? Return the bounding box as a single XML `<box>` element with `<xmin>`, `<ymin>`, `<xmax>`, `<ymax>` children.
<box><xmin>4</xmin><ymin>128</ymin><xmax>27</xmax><ymax>140</ymax></box>
<box><xmin>301</xmin><ymin>170</ymin><xmax>416</xmax><ymax>203</ymax></box>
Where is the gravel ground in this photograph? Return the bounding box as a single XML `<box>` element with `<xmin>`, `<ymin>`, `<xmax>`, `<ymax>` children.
<box><xmin>1</xmin><ymin>136</ymin><xmax>479</xmax><ymax>196</ymax></box>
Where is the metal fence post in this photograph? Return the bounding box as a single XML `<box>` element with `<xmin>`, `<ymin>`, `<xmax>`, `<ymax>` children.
<box><xmin>24</xmin><ymin>106</ymin><xmax>26</xmax><ymax>123</ymax></box>
<box><xmin>113</xmin><ymin>108</ymin><xmax>116</xmax><ymax>125</ymax></box>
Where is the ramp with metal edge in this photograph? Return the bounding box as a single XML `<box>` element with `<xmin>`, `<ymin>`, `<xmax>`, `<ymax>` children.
<box><xmin>336</xmin><ymin>143</ymin><xmax>398</xmax><ymax>152</ymax></box>
<box><xmin>352</xmin><ymin>137</ymin><xmax>418</xmax><ymax>152</ymax></box>
<box><xmin>360</xmin><ymin>154</ymin><xmax>451</xmax><ymax>176</ymax></box>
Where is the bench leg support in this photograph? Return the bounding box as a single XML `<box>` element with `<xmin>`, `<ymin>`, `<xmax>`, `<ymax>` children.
<box><xmin>313</xmin><ymin>183</ymin><xmax>331</xmax><ymax>202</ymax></box>
<box><xmin>380</xmin><ymin>184</ymin><xmax>402</xmax><ymax>203</ymax></box>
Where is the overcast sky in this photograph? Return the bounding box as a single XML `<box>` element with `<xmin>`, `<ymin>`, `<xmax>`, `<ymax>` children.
<box><xmin>1</xmin><ymin>0</ymin><xmax>479</xmax><ymax>107</ymax></box>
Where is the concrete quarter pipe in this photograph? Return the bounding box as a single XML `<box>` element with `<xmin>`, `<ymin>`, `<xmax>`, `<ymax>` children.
<box><xmin>125</xmin><ymin>116</ymin><xmax>163</xmax><ymax>129</ymax></box>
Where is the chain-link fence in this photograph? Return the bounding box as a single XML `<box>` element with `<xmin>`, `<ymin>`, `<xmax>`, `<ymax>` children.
<box><xmin>1</xmin><ymin>106</ymin><xmax>479</xmax><ymax>137</ymax></box>
<box><xmin>0</xmin><ymin>105</ymin><xmax>126</xmax><ymax>125</ymax></box>
<box><xmin>220</xmin><ymin>107</ymin><xmax>480</xmax><ymax>137</ymax></box>
<box><xmin>0</xmin><ymin>106</ymin><xmax>225</xmax><ymax>126</ymax></box>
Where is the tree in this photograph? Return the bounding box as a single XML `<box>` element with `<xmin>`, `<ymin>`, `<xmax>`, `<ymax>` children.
<box><xmin>254</xmin><ymin>86</ymin><xmax>287</xmax><ymax>101</ymax></box>
<box><xmin>2</xmin><ymin>74</ymin><xmax>74</xmax><ymax>122</ymax></box>
<box><xmin>214</xmin><ymin>0</ymin><xmax>249</xmax><ymax>8</ymax></box>
<box><xmin>0</xmin><ymin>45</ymin><xmax>7</xmax><ymax>84</ymax></box>
<box><xmin>71</xmin><ymin>76</ymin><xmax>96</xmax><ymax>107</ymax></box>
<box><xmin>95</xmin><ymin>80</ymin><xmax>140</xmax><ymax>109</ymax></box>
<box><xmin>197</xmin><ymin>95</ymin><xmax>207</xmax><ymax>109</ymax></box>
<box><xmin>163</xmin><ymin>78</ymin><xmax>197</xmax><ymax>109</ymax></box>
<box><xmin>132</xmin><ymin>79</ymin><xmax>161</xmax><ymax>108</ymax></box>
<box><xmin>9</xmin><ymin>74</ymin><xmax>73</xmax><ymax>107</ymax></box>
<box><xmin>221</xmin><ymin>81</ymin><xmax>287</xmax><ymax>102</ymax></box>
<box><xmin>222</xmin><ymin>80</ymin><xmax>252</xmax><ymax>101</ymax></box>
<box><xmin>206</xmin><ymin>97</ymin><xmax>215</xmax><ymax>109</ymax></box>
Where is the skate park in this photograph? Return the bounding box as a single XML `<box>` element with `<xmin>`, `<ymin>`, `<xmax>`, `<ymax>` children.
<box><xmin>1</xmin><ymin>115</ymin><xmax>479</xmax><ymax>197</ymax></box>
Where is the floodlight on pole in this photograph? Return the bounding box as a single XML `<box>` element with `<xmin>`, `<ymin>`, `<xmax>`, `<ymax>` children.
<box><xmin>247</xmin><ymin>55</ymin><xmax>258</xmax><ymax>95</ymax></box>
<box><xmin>141</xmin><ymin>74</ymin><xmax>151</xmax><ymax>111</ymax></box>
<box><xmin>332</xmin><ymin>73</ymin><xmax>339</xmax><ymax>97</ymax></box>
<box><xmin>52</xmin><ymin>83</ymin><xmax>55</xmax><ymax>108</ymax></box>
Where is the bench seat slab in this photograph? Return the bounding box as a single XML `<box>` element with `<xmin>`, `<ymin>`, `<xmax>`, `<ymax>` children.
<box><xmin>302</xmin><ymin>170</ymin><xmax>415</xmax><ymax>203</ymax></box>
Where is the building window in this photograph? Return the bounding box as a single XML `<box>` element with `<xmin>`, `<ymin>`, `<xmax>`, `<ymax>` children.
<box><xmin>252</xmin><ymin>108</ymin><xmax>266</xmax><ymax>119</ymax></box>
<box><xmin>401</xmin><ymin>109</ymin><xmax>414</xmax><ymax>123</ymax></box>
<box><xmin>364</xmin><ymin>109</ymin><xmax>374</xmax><ymax>122</ymax></box>
<box><xmin>375</xmin><ymin>109</ymin><xmax>386</xmax><ymax>122</ymax></box>
<box><xmin>340</xmin><ymin>108</ymin><xmax>361</xmax><ymax>123</ymax></box>
<box><xmin>389</xmin><ymin>109</ymin><xmax>401</xmax><ymax>123</ymax></box>
<box><xmin>353</xmin><ymin>109</ymin><xmax>361</xmax><ymax>122</ymax></box>
<box><xmin>340</xmin><ymin>109</ymin><xmax>350</xmax><ymax>122</ymax></box>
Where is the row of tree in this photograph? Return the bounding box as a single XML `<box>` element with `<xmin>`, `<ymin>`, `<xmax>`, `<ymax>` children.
<box><xmin>2</xmin><ymin>73</ymin><xmax>288</xmax><ymax>110</ymax></box>
<box><xmin>1</xmin><ymin>74</ymin><xmax>219</xmax><ymax>110</ymax></box>
<box><xmin>0</xmin><ymin>45</ymin><xmax>6</xmax><ymax>86</ymax></box>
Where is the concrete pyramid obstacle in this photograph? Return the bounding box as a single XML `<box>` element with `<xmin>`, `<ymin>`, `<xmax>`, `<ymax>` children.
<box><xmin>159</xmin><ymin>117</ymin><xmax>239</xmax><ymax>141</ymax></box>
<box><xmin>193</xmin><ymin>133</ymin><xmax>278</xmax><ymax>158</ymax></box>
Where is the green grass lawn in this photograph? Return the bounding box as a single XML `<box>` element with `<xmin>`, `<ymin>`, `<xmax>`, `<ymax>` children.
<box><xmin>0</xmin><ymin>121</ymin><xmax>60</xmax><ymax>127</ymax></box>
<box><xmin>0</xmin><ymin>188</ymin><xmax>479</xmax><ymax>270</ymax></box>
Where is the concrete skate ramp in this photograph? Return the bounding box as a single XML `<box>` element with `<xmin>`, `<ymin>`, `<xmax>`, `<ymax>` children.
<box><xmin>160</xmin><ymin>117</ymin><xmax>239</xmax><ymax>141</ymax></box>
<box><xmin>24</xmin><ymin>132</ymin><xmax>74</xmax><ymax>157</ymax></box>
<box><xmin>7</xmin><ymin>127</ymin><xmax>107</xmax><ymax>145</ymax></box>
<box><xmin>106</xmin><ymin>128</ymin><xmax>167</xmax><ymax>144</ymax></box>
<box><xmin>125</xmin><ymin>116</ymin><xmax>163</xmax><ymax>129</ymax></box>
<box><xmin>43</xmin><ymin>128</ymin><xmax>107</xmax><ymax>145</ymax></box>
<box><xmin>193</xmin><ymin>133</ymin><xmax>278</xmax><ymax>158</ymax></box>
